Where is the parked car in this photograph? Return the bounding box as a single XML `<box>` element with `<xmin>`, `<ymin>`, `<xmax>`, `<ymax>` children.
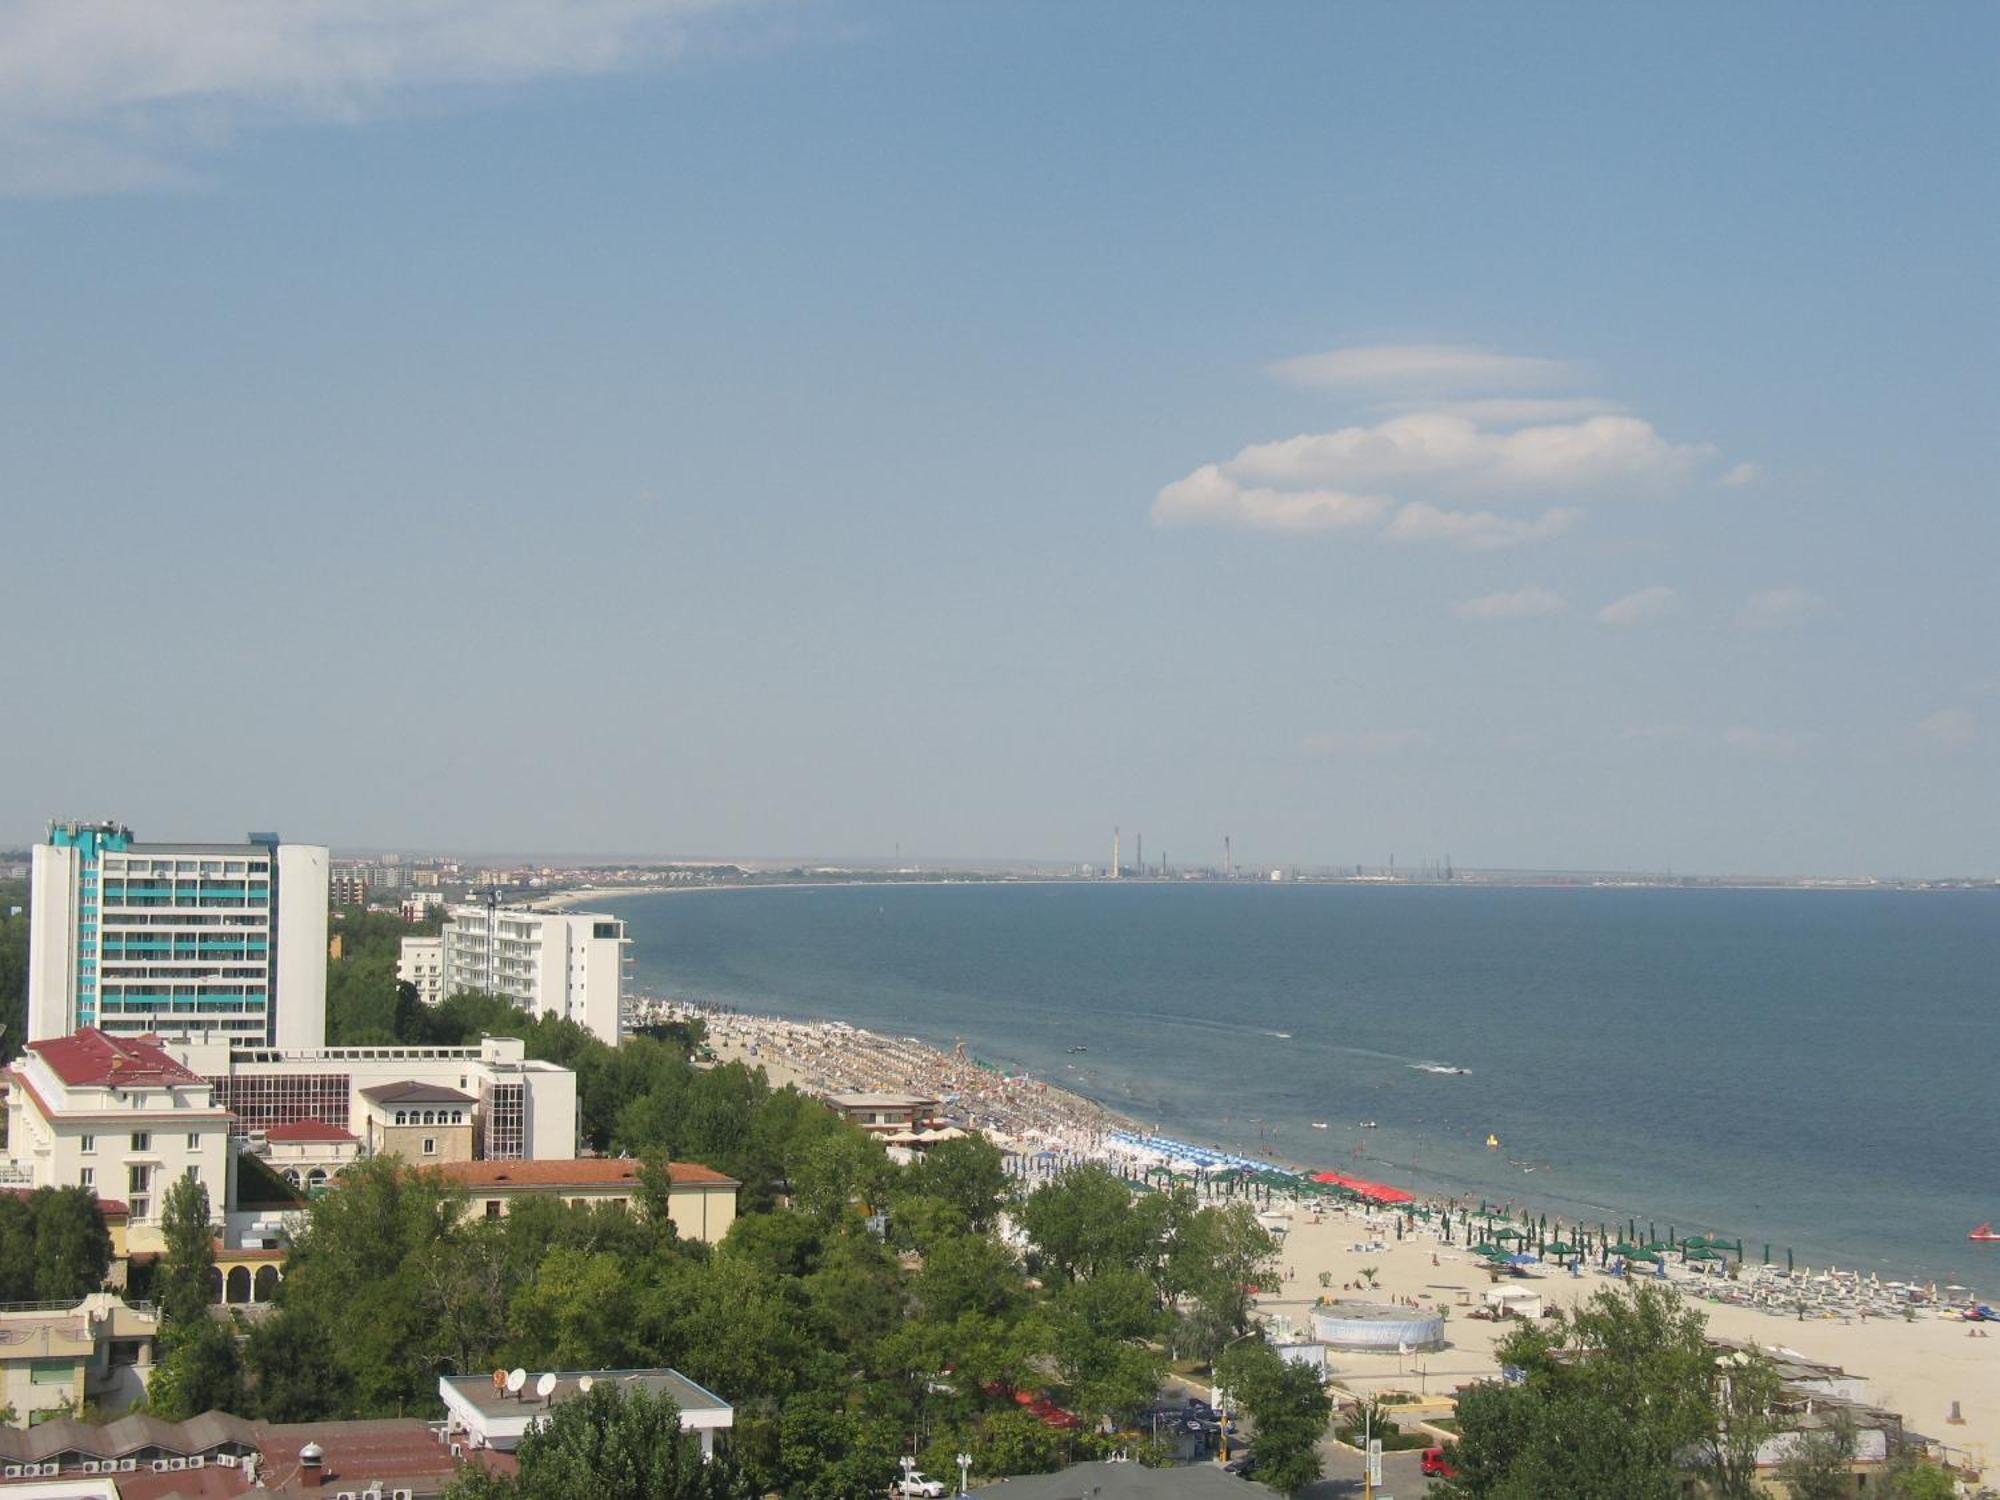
<box><xmin>1421</xmin><ymin>1446</ymin><xmax>1459</xmax><ymax>1478</ymax></box>
<box><xmin>891</xmin><ymin>1472</ymin><xmax>947</xmax><ymax>1497</ymax></box>
<box><xmin>1222</xmin><ymin>1452</ymin><xmax>1259</xmax><ymax>1478</ymax></box>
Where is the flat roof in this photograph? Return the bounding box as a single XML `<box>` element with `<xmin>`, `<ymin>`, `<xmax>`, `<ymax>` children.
<box><xmin>825</xmin><ymin>1092</ymin><xmax>938</xmax><ymax>1109</ymax></box>
<box><xmin>442</xmin><ymin>1368</ymin><xmax>731</xmax><ymax>1425</ymax></box>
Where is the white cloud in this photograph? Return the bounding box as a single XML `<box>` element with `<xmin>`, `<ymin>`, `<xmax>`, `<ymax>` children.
<box><xmin>1387</xmin><ymin>502</ymin><xmax>1580</xmax><ymax>551</ymax></box>
<box><xmin>1736</xmin><ymin>586</ymin><xmax>1830</xmax><ymax>630</ymax></box>
<box><xmin>0</xmin><ymin>0</ymin><xmax>762</xmax><ymax>194</ymax></box>
<box><xmin>1150</xmin><ymin>466</ymin><xmax>1391</xmax><ymax>534</ymax></box>
<box><xmin>1454</xmin><ymin>586</ymin><xmax>1566</xmax><ymax>621</ymax></box>
<box><xmin>1226</xmin><ymin>412</ymin><xmax>1713</xmax><ymax>498</ymax></box>
<box><xmin>1303</xmin><ymin>730</ymin><xmax>1431</xmax><ymax>755</ymax></box>
<box><xmin>1721</xmin><ymin>727</ymin><xmax>1811</xmax><ymax>757</ymax></box>
<box><xmin>1914</xmin><ymin>707</ymin><xmax>1978</xmax><ymax>750</ymax></box>
<box><xmin>1719</xmin><ymin>461</ymin><xmax>1762</xmax><ymax>487</ymax></box>
<box><xmin>1595</xmin><ymin>585</ymin><xmax>1681</xmax><ymax>628</ymax></box>
<box><xmin>1270</xmin><ymin>344</ymin><xmax>1577</xmax><ymax>394</ymax></box>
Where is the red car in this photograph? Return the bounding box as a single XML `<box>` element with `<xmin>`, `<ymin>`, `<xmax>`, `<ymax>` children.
<box><xmin>1421</xmin><ymin>1446</ymin><xmax>1459</xmax><ymax>1478</ymax></box>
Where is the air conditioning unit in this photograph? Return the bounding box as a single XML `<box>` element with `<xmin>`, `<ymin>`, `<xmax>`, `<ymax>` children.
<box><xmin>83</xmin><ymin>1460</ymin><xmax>101</xmax><ymax>1473</ymax></box>
<box><xmin>217</xmin><ymin>1453</ymin><xmax>239</xmax><ymax>1467</ymax></box>
<box><xmin>170</xmin><ymin>1456</ymin><xmax>189</xmax><ymax>1470</ymax></box>
<box><xmin>121</xmin><ymin>1458</ymin><xmax>137</xmax><ymax>1471</ymax></box>
<box><xmin>395</xmin><ymin>1491</ymin><xmax>415</xmax><ymax>1500</ymax></box>
<box><xmin>2</xmin><ymin>1467</ymin><xmax>20</xmax><ymax>1480</ymax></box>
<box><xmin>154</xmin><ymin>1459</ymin><xmax>171</xmax><ymax>1472</ymax></box>
<box><xmin>190</xmin><ymin>1454</ymin><xmax>206</xmax><ymax>1468</ymax></box>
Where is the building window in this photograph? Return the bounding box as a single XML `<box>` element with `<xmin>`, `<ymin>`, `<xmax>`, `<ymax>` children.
<box><xmin>130</xmin><ymin>1131</ymin><xmax>150</xmax><ymax>1152</ymax></box>
<box><xmin>186</xmin><ymin>1132</ymin><xmax>201</xmax><ymax>1150</ymax></box>
<box><xmin>185</xmin><ymin>1165</ymin><xmax>201</xmax><ymax>1185</ymax></box>
<box><xmin>79</xmin><ymin>1168</ymin><xmax>94</xmax><ymax>1188</ymax></box>
<box><xmin>422</xmin><ymin>1138</ymin><xmax>437</xmax><ymax>1156</ymax></box>
<box><xmin>80</xmin><ymin>1134</ymin><xmax>96</xmax><ymax>1154</ymax></box>
<box><xmin>129</xmin><ymin>1196</ymin><xmax>149</xmax><ymax>1219</ymax></box>
<box><xmin>484</xmin><ymin>1200</ymin><xmax>502</xmax><ymax>1218</ymax></box>
<box><xmin>128</xmin><ymin>1165</ymin><xmax>152</xmax><ymax>1194</ymax></box>
<box><xmin>29</xmin><ymin>1359</ymin><xmax>74</xmax><ymax>1386</ymax></box>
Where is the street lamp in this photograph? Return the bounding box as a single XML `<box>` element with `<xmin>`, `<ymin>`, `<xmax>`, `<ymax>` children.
<box><xmin>956</xmin><ymin>1452</ymin><xmax>972</xmax><ymax>1495</ymax></box>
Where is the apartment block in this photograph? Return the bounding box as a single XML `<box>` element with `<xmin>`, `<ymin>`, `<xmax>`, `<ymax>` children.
<box><xmin>441</xmin><ymin>902</ymin><xmax>627</xmax><ymax>1044</ymax></box>
<box><xmin>28</xmin><ymin>821</ymin><xmax>328</xmax><ymax>1050</ymax></box>
<box><xmin>396</xmin><ymin>934</ymin><xmax>446</xmax><ymax>1005</ymax></box>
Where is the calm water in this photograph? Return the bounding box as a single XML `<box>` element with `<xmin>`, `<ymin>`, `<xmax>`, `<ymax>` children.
<box><xmin>605</xmin><ymin>883</ymin><xmax>1999</xmax><ymax>1291</ymax></box>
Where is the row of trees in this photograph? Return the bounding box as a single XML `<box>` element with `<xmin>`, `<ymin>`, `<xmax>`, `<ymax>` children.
<box><xmin>0</xmin><ymin>1186</ymin><xmax>113</xmax><ymax>1303</ymax></box>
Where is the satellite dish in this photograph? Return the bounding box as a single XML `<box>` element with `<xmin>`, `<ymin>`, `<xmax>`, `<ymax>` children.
<box><xmin>492</xmin><ymin>1369</ymin><xmax>509</xmax><ymax>1391</ymax></box>
<box><xmin>535</xmin><ymin>1372</ymin><xmax>558</xmax><ymax>1400</ymax></box>
<box><xmin>577</xmin><ymin>1376</ymin><xmax>594</xmax><ymax>1394</ymax></box>
<box><xmin>505</xmin><ymin>1368</ymin><xmax>528</xmax><ymax>1394</ymax></box>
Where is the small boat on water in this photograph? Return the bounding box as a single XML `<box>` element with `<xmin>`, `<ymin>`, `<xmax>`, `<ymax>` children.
<box><xmin>1310</xmin><ymin>1121</ymin><xmax>1329</xmax><ymax>1130</ymax></box>
<box><xmin>1972</xmin><ymin>1222</ymin><xmax>2000</xmax><ymax>1243</ymax></box>
<box><xmin>1067</xmin><ymin>1045</ymin><xmax>1088</xmax><ymax>1054</ymax></box>
<box><xmin>1358</xmin><ymin>1120</ymin><xmax>1378</xmax><ymax>1129</ymax></box>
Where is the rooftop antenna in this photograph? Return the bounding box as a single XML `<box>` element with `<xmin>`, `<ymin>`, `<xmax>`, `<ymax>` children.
<box><xmin>506</xmin><ymin>1368</ymin><xmax>527</xmax><ymax>1400</ymax></box>
<box><xmin>1135</xmin><ymin>833</ymin><xmax>1142</xmax><ymax>876</ymax></box>
<box><xmin>1225</xmin><ymin>835</ymin><xmax>1233</xmax><ymax>878</ymax></box>
<box><xmin>1113</xmin><ymin>827</ymin><xmax>1121</xmax><ymax>879</ymax></box>
<box><xmin>535</xmin><ymin>1372</ymin><xmax>557</xmax><ymax>1404</ymax></box>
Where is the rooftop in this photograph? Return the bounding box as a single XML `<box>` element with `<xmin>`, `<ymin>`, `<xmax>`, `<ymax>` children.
<box><xmin>262</xmin><ymin>1120</ymin><xmax>358</xmax><ymax>1144</ymax></box>
<box><xmin>824</xmin><ymin>1091</ymin><xmax>939</xmax><ymax>1109</ymax></box>
<box><xmin>441</xmin><ymin>1368</ymin><xmax>730</xmax><ymax>1426</ymax></box>
<box><xmin>359</xmin><ymin>1081</ymin><xmax>477</xmax><ymax>1106</ymax></box>
<box><xmin>429</xmin><ymin>1159</ymin><xmax>738</xmax><ymax>1190</ymax></box>
<box><xmin>25</xmin><ymin>1029</ymin><xmax>205</xmax><ymax>1089</ymax></box>
<box><xmin>969</xmin><ymin>1459</ymin><xmax>1250</xmax><ymax>1497</ymax></box>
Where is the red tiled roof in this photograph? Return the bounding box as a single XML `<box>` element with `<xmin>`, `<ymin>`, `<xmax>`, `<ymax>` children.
<box><xmin>0</xmin><ymin>1185</ymin><xmax>129</xmax><ymax>1218</ymax></box>
<box><xmin>430</xmin><ymin>1158</ymin><xmax>738</xmax><ymax>1190</ymax></box>
<box><xmin>29</xmin><ymin>1028</ymin><xmax>202</xmax><ymax>1088</ymax></box>
<box><xmin>263</xmin><ymin>1120</ymin><xmax>357</xmax><ymax>1143</ymax></box>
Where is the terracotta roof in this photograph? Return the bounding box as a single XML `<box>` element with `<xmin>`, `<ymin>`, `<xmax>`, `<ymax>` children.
<box><xmin>263</xmin><ymin>1119</ymin><xmax>358</xmax><ymax>1143</ymax></box>
<box><xmin>28</xmin><ymin>1028</ymin><xmax>203</xmax><ymax>1088</ymax></box>
<box><xmin>360</xmin><ymin>1080</ymin><xmax>476</xmax><ymax>1105</ymax></box>
<box><xmin>430</xmin><ymin>1159</ymin><xmax>739</xmax><ymax>1190</ymax></box>
<box><xmin>0</xmin><ymin>1185</ymin><xmax>129</xmax><ymax>1217</ymax></box>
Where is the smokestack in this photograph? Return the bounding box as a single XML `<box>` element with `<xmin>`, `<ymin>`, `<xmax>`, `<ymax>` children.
<box><xmin>1225</xmin><ymin>835</ymin><xmax>1232</xmax><ymax>878</ymax></box>
<box><xmin>297</xmin><ymin>1442</ymin><xmax>324</xmax><ymax>1489</ymax></box>
<box><xmin>1113</xmin><ymin>827</ymin><xmax>1120</xmax><ymax>879</ymax></box>
<box><xmin>1135</xmin><ymin>833</ymin><xmax>1142</xmax><ymax>876</ymax></box>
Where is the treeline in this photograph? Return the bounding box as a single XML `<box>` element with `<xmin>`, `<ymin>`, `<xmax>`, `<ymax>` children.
<box><xmin>204</xmin><ymin>1128</ymin><xmax>1291</xmax><ymax>1494</ymax></box>
<box><xmin>1</xmin><ymin>876</ymin><xmax>27</xmax><ymax>1064</ymax></box>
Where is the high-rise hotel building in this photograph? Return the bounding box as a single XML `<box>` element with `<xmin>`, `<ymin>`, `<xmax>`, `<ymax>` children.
<box><xmin>29</xmin><ymin>821</ymin><xmax>329</xmax><ymax>1049</ymax></box>
<box><xmin>441</xmin><ymin>899</ymin><xmax>627</xmax><ymax>1044</ymax></box>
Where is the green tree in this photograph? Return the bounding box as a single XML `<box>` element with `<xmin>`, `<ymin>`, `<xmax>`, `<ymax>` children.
<box><xmin>1436</xmin><ymin>1283</ymin><xmax>1723</xmax><ymax>1500</ymax></box>
<box><xmin>776</xmin><ymin>1387</ymin><xmax>901</xmax><ymax>1500</ymax></box>
<box><xmin>0</xmin><ymin>884</ymin><xmax>27</xmax><ymax>1064</ymax></box>
<box><xmin>1018</xmin><ymin>1166</ymin><xmax>1139</xmax><ymax>1283</ymax></box>
<box><xmin>1698</xmin><ymin>1348</ymin><xmax>1785</xmax><ymax>1499</ymax></box>
<box><xmin>444</xmin><ymin>1383</ymin><xmax>754</xmax><ymax>1500</ymax></box>
<box><xmin>975</xmin><ymin>1406</ymin><xmax>1066</xmax><ymax>1476</ymax></box>
<box><xmin>1217</xmin><ymin>1339</ymin><xmax>1331</xmax><ymax>1496</ymax></box>
<box><xmin>1048</xmin><ymin>1267</ymin><xmax>1167</xmax><ymax>1424</ymax></box>
<box><xmin>32</xmin><ymin>1187</ymin><xmax>113</xmax><ymax>1302</ymax></box>
<box><xmin>0</xmin><ymin>1193</ymin><xmax>38</xmax><ymax>1301</ymax></box>
<box><xmin>1777</xmin><ymin>1409</ymin><xmax>1858</xmax><ymax>1500</ymax></box>
<box><xmin>801</xmin><ymin>1227</ymin><xmax>903</xmax><ymax>1355</ymax></box>
<box><xmin>244</xmin><ymin>1308</ymin><xmax>352</xmax><ymax>1422</ymax></box>
<box><xmin>156</xmin><ymin>1174</ymin><xmax>217</xmax><ymax>1332</ymax></box>
<box><xmin>904</xmin><ymin>1134</ymin><xmax>1010</xmax><ymax>1232</ymax></box>
<box><xmin>1886</xmin><ymin>1459</ymin><xmax>1960</xmax><ymax>1500</ymax></box>
<box><xmin>148</xmin><ymin>1316</ymin><xmax>245</xmax><ymax>1419</ymax></box>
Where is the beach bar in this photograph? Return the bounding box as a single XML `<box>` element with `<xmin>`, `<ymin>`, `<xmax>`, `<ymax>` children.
<box><xmin>1310</xmin><ymin>1300</ymin><xmax>1445</xmax><ymax>1352</ymax></box>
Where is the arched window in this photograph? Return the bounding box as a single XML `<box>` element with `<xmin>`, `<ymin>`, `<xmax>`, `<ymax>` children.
<box><xmin>226</xmin><ymin>1266</ymin><xmax>251</xmax><ymax>1304</ymax></box>
<box><xmin>253</xmin><ymin>1266</ymin><xmax>279</xmax><ymax>1302</ymax></box>
<box><xmin>395</xmin><ymin>1111</ymin><xmax>407</xmax><ymax>1126</ymax></box>
<box><xmin>306</xmin><ymin>1168</ymin><xmax>328</xmax><ymax>1190</ymax></box>
<box><xmin>283</xmin><ymin>1169</ymin><xmax>301</xmax><ymax>1187</ymax></box>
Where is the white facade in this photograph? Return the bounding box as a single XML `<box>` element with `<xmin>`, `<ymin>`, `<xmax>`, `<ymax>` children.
<box><xmin>2</xmin><ymin>1031</ymin><xmax>232</xmax><ymax>1254</ymax></box>
<box><xmin>397</xmin><ymin>935</ymin><xmax>446</xmax><ymax>1006</ymax></box>
<box><xmin>442</xmin><ymin>903</ymin><xmax>626</xmax><ymax>1044</ymax></box>
<box><xmin>166</xmin><ymin>1033</ymin><xmax>578</xmax><ymax>1163</ymax></box>
<box><xmin>28</xmin><ymin>822</ymin><xmax>328</xmax><ymax>1050</ymax></box>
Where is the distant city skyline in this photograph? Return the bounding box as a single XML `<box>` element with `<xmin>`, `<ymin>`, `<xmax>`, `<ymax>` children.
<box><xmin>2</xmin><ymin>2</ymin><xmax>1993</xmax><ymax>876</ymax></box>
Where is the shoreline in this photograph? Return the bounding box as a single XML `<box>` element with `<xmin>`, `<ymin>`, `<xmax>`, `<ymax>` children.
<box><xmin>644</xmin><ymin>995</ymin><xmax>1996</xmax><ymax>1472</ymax></box>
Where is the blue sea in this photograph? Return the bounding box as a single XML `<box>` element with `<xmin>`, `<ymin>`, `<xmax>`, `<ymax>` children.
<box><xmin>603</xmin><ymin>882</ymin><xmax>1999</xmax><ymax>1292</ymax></box>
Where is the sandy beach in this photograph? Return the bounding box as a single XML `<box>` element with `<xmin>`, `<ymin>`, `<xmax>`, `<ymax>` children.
<box><xmin>1250</xmin><ymin>1197</ymin><xmax>1998</xmax><ymax>1480</ymax></box>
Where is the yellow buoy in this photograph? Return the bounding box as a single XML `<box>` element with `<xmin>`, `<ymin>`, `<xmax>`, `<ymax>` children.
<box><xmin>1485</xmin><ymin>1134</ymin><xmax>1500</xmax><ymax>1149</ymax></box>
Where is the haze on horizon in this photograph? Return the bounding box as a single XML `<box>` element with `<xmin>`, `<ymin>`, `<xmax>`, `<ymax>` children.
<box><xmin>1</xmin><ymin>2</ymin><xmax>1994</xmax><ymax>879</ymax></box>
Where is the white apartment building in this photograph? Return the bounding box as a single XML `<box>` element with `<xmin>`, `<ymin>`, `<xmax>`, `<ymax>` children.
<box><xmin>396</xmin><ymin>935</ymin><xmax>446</xmax><ymax>1006</ymax></box>
<box><xmin>1</xmin><ymin>1031</ymin><xmax>232</xmax><ymax>1255</ymax></box>
<box><xmin>29</xmin><ymin>821</ymin><xmax>328</xmax><ymax>1050</ymax></box>
<box><xmin>441</xmin><ymin>902</ymin><xmax>627</xmax><ymax>1044</ymax></box>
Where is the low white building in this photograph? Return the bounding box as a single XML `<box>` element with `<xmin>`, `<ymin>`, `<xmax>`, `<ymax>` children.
<box><xmin>1</xmin><ymin>1031</ymin><xmax>232</xmax><ymax>1254</ymax></box>
<box><xmin>439</xmin><ymin>1368</ymin><xmax>733</xmax><ymax>1459</ymax></box>
<box><xmin>441</xmin><ymin>902</ymin><xmax>627</xmax><ymax>1044</ymax></box>
<box><xmin>168</xmin><ymin>1034</ymin><xmax>577</xmax><ymax>1163</ymax></box>
<box><xmin>396</xmin><ymin>935</ymin><xmax>446</xmax><ymax>1006</ymax></box>
<box><xmin>0</xmin><ymin>1293</ymin><xmax>160</xmax><ymax>1428</ymax></box>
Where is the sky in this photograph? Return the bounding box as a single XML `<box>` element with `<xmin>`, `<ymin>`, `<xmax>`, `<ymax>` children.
<box><xmin>1</xmin><ymin>1</ymin><xmax>1995</xmax><ymax>876</ymax></box>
